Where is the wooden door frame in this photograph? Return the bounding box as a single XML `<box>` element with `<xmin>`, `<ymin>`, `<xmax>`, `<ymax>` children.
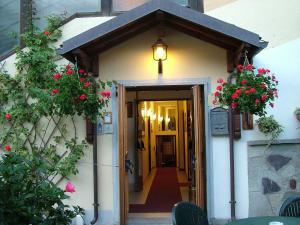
<box><xmin>116</xmin><ymin>78</ymin><xmax>213</xmax><ymax>224</ymax></box>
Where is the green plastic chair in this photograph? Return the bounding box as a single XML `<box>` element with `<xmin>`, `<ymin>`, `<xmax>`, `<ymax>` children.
<box><xmin>279</xmin><ymin>196</ymin><xmax>300</xmax><ymax>217</ymax></box>
<box><xmin>172</xmin><ymin>201</ymin><xmax>209</xmax><ymax>225</ymax></box>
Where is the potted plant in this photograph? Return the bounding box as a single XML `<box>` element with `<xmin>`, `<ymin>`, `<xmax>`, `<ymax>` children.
<box><xmin>294</xmin><ymin>107</ymin><xmax>300</xmax><ymax>121</ymax></box>
<box><xmin>213</xmin><ymin>64</ymin><xmax>279</xmax><ymax>116</ymax></box>
<box><xmin>256</xmin><ymin>115</ymin><xmax>283</xmax><ymax>147</ymax></box>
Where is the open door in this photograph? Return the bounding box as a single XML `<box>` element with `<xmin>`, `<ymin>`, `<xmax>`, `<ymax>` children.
<box><xmin>118</xmin><ymin>84</ymin><xmax>128</xmax><ymax>225</ymax></box>
<box><xmin>192</xmin><ymin>85</ymin><xmax>205</xmax><ymax>208</ymax></box>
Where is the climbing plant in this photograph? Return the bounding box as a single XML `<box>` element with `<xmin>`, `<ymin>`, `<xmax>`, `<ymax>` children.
<box><xmin>0</xmin><ymin>15</ymin><xmax>111</xmax><ymax>224</ymax></box>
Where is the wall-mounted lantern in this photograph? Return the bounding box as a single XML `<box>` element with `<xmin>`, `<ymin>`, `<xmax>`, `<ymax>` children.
<box><xmin>152</xmin><ymin>38</ymin><xmax>168</xmax><ymax>76</ymax></box>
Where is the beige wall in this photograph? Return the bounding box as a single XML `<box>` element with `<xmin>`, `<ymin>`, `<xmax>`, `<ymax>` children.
<box><xmin>98</xmin><ymin>27</ymin><xmax>227</xmax><ymax>83</ymax></box>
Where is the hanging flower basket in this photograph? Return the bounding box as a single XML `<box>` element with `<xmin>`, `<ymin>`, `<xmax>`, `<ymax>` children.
<box><xmin>213</xmin><ymin>64</ymin><xmax>279</xmax><ymax>116</ymax></box>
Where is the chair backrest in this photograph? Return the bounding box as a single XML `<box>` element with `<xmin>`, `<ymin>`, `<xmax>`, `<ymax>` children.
<box><xmin>279</xmin><ymin>196</ymin><xmax>300</xmax><ymax>217</ymax></box>
<box><xmin>172</xmin><ymin>201</ymin><xmax>209</xmax><ymax>225</ymax></box>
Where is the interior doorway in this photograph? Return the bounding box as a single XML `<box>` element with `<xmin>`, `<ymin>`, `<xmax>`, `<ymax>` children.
<box><xmin>118</xmin><ymin>84</ymin><xmax>207</xmax><ymax>224</ymax></box>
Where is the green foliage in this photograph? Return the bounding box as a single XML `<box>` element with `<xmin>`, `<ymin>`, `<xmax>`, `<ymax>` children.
<box><xmin>214</xmin><ymin>64</ymin><xmax>278</xmax><ymax>116</ymax></box>
<box><xmin>256</xmin><ymin>115</ymin><xmax>284</xmax><ymax>147</ymax></box>
<box><xmin>0</xmin><ymin>15</ymin><xmax>111</xmax><ymax>223</ymax></box>
<box><xmin>294</xmin><ymin>107</ymin><xmax>300</xmax><ymax>116</ymax></box>
<box><xmin>0</xmin><ymin>152</ymin><xmax>84</xmax><ymax>225</ymax></box>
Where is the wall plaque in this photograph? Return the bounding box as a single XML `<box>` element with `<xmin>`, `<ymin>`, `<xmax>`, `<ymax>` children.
<box><xmin>210</xmin><ymin>107</ymin><xmax>229</xmax><ymax>136</ymax></box>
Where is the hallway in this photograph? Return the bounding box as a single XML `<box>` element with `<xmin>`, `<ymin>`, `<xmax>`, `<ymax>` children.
<box><xmin>129</xmin><ymin>168</ymin><xmax>189</xmax><ymax>213</ymax></box>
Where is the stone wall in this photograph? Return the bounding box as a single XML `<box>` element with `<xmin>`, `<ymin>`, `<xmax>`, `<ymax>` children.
<box><xmin>248</xmin><ymin>139</ymin><xmax>300</xmax><ymax>216</ymax></box>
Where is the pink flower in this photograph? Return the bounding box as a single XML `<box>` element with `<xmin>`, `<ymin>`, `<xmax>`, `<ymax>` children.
<box><xmin>43</xmin><ymin>31</ymin><xmax>50</xmax><ymax>36</ymax></box>
<box><xmin>261</xmin><ymin>95</ymin><xmax>267</xmax><ymax>101</ymax></box>
<box><xmin>53</xmin><ymin>73</ymin><xmax>62</xmax><ymax>80</ymax></box>
<box><xmin>66</xmin><ymin>69</ymin><xmax>73</xmax><ymax>75</ymax></box>
<box><xmin>101</xmin><ymin>91</ymin><xmax>111</xmax><ymax>98</ymax></box>
<box><xmin>255</xmin><ymin>99</ymin><xmax>260</xmax><ymax>104</ymax></box>
<box><xmin>212</xmin><ymin>99</ymin><xmax>217</xmax><ymax>105</ymax></box>
<box><xmin>51</xmin><ymin>89</ymin><xmax>59</xmax><ymax>95</ymax></box>
<box><xmin>231</xmin><ymin>102</ymin><xmax>238</xmax><ymax>108</ymax></box>
<box><xmin>237</xmin><ymin>64</ymin><xmax>243</xmax><ymax>72</ymax></box>
<box><xmin>79</xmin><ymin>94</ymin><xmax>87</xmax><ymax>101</ymax></box>
<box><xmin>79</xmin><ymin>77</ymin><xmax>85</xmax><ymax>82</ymax></box>
<box><xmin>5</xmin><ymin>114</ymin><xmax>11</xmax><ymax>120</ymax></box>
<box><xmin>84</xmin><ymin>81</ymin><xmax>91</xmax><ymax>88</ymax></box>
<box><xmin>66</xmin><ymin>65</ymin><xmax>72</xmax><ymax>69</ymax></box>
<box><xmin>214</xmin><ymin>91</ymin><xmax>219</xmax><ymax>97</ymax></box>
<box><xmin>5</xmin><ymin>145</ymin><xmax>11</xmax><ymax>152</ymax></box>
<box><xmin>79</xmin><ymin>69</ymin><xmax>85</xmax><ymax>74</ymax></box>
<box><xmin>245</xmin><ymin>90</ymin><xmax>250</xmax><ymax>95</ymax></box>
<box><xmin>216</xmin><ymin>85</ymin><xmax>222</xmax><ymax>91</ymax></box>
<box><xmin>235</xmin><ymin>89</ymin><xmax>242</xmax><ymax>95</ymax></box>
<box><xmin>245</xmin><ymin>64</ymin><xmax>253</xmax><ymax>71</ymax></box>
<box><xmin>217</xmin><ymin>78</ymin><xmax>224</xmax><ymax>83</ymax></box>
<box><xmin>249</xmin><ymin>87</ymin><xmax>256</xmax><ymax>93</ymax></box>
<box><xmin>65</xmin><ymin>181</ymin><xmax>75</xmax><ymax>193</ymax></box>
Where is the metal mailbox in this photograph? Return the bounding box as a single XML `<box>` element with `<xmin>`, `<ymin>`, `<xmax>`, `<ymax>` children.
<box><xmin>210</xmin><ymin>107</ymin><xmax>229</xmax><ymax>136</ymax></box>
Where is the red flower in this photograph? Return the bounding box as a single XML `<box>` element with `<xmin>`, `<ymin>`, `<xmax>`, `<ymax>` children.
<box><xmin>245</xmin><ymin>90</ymin><xmax>250</xmax><ymax>95</ymax></box>
<box><xmin>214</xmin><ymin>92</ymin><xmax>219</xmax><ymax>97</ymax></box>
<box><xmin>231</xmin><ymin>102</ymin><xmax>238</xmax><ymax>108</ymax></box>
<box><xmin>84</xmin><ymin>81</ymin><xmax>91</xmax><ymax>88</ymax></box>
<box><xmin>43</xmin><ymin>31</ymin><xmax>50</xmax><ymax>36</ymax></box>
<box><xmin>255</xmin><ymin>99</ymin><xmax>260</xmax><ymax>104</ymax></box>
<box><xmin>235</xmin><ymin>89</ymin><xmax>242</xmax><ymax>95</ymax></box>
<box><xmin>5</xmin><ymin>145</ymin><xmax>11</xmax><ymax>152</ymax></box>
<box><xmin>79</xmin><ymin>94</ymin><xmax>87</xmax><ymax>101</ymax></box>
<box><xmin>237</xmin><ymin>64</ymin><xmax>243</xmax><ymax>72</ymax></box>
<box><xmin>101</xmin><ymin>91</ymin><xmax>111</xmax><ymax>98</ymax></box>
<box><xmin>66</xmin><ymin>69</ymin><xmax>73</xmax><ymax>75</ymax></box>
<box><xmin>241</xmin><ymin>79</ymin><xmax>248</xmax><ymax>85</ymax></box>
<box><xmin>231</xmin><ymin>93</ymin><xmax>239</xmax><ymax>99</ymax></box>
<box><xmin>53</xmin><ymin>73</ymin><xmax>62</xmax><ymax>80</ymax></box>
<box><xmin>246</xmin><ymin>64</ymin><xmax>253</xmax><ymax>71</ymax></box>
<box><xmin>5</xmin><ymin>114</ymin><xmax>11</xmax><ymax>120</ymax></box>
<box><xmin>51</xmin><ymin>89</ymin><xmax>59</xmax><ymax>95</ymax></box>
<box><xmin>249</xmin><ymin>87</ymin><xmax>256</xmax><ymax>93</ymax></box>
<box><xmin>66</xmin><ymin>65</ymin><xmax>72</xmax><ymax>69</ymax></box>
<box><xmin>217</xmin><ymin>78</ymin><xmax>224</xmax><ymax>83</ymax></box>
<box><xmin>216</xmin><ymin>85</ymin><xmax>222</xmax><ymax>91</ymax></box>
<box><xmin>257</xmin><ymin>68</ymin><xmax>266</xmax><ymax>75</ymax></box>
<box><xmin>79</xmin><ymin>69</ymin><xmax>85</xmax><ymax>74</ymax></box>
<box><xmin>261</xmin><ymin>95</ymin><xmax>267</xmax><ymax>101</ymax></box>
<box><xmin>79</xmin><ymin>77</ymin><xmax>85</xmax><ymax>82</ymax></box>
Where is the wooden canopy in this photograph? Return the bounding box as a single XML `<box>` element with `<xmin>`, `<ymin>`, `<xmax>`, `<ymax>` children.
<box><xmin>58</xmin><ymin>0</ymin><xmax>267</xmax><ymax>72</ymax></box>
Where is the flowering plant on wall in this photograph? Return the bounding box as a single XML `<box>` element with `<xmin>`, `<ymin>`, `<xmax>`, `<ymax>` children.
<box><xmin>213</xmin><ymin>64</ymin><xmax>279</xmax><ymax>116</ymax></box>
<box><xmin>49</xmin><ymin>65</ymin><xmax>112</xmax><ymax>122</ymax></box>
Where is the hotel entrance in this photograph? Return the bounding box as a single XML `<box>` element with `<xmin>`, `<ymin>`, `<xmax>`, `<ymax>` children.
<box><xmin>118</xmin><ymin>84</ymin><xmax>206</xmax><ymax>224</ymax></box>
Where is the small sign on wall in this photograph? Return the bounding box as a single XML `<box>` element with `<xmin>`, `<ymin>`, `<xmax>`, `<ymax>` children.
<box><xmin>97</xmin><ymin>112</ymin><xmax>113</xmax><ymax>135</ymax></box>
<box><xmin>210</xmin><ymin>107</ymin><xmax>229</xmax><ymax>136</ymax></box>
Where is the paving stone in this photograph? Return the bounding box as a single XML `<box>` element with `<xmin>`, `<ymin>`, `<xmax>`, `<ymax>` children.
<box><xmin>262</xmin><ymin>177</ymin><xmax>281</xmax><ymax>194</ymax></box>
<box><xmin>266</xmin><ymin>154</ymin><xmax>291</xmax><ymax>171</ymax></box>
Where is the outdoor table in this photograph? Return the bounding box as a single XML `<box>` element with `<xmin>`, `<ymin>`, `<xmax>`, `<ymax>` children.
<box><xmin>226</xmin><ymin>216</ymin><xmax>300</xmax><ymax>225</ymax></box>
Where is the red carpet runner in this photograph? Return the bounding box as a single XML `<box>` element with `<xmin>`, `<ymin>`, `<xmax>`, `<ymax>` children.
<box><xmin>129</xmin><ymin>167</ymin><xmax>182</xmax><ymax>213</ymax></box>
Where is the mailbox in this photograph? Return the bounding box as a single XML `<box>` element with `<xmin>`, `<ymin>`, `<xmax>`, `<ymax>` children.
<box><xmin>210</xmin><ymin>107</ymin><xmax>229</xmax><ymax>136</ymax></box>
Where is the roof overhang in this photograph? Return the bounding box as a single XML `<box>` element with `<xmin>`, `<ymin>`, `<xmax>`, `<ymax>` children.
<box><xmin>58</xmin><ymin>0</ymin><xmax>268</xmax><ymax>71</ymax></box>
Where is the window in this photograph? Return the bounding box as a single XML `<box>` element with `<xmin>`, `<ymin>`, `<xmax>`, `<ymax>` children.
<box><xmin>33</xmin><ymin>0</ymin><xmax>102</xmax><ymax>29</ymax></box>
<box><xmin>112</xmin><ymin>0</ymin><xmax>188</xmax><ymax>12</ymax></box>
<box><xmin>0</xmin><ymin>0</ymin><xmax>20</xmax><ymax>57</ymax></box>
